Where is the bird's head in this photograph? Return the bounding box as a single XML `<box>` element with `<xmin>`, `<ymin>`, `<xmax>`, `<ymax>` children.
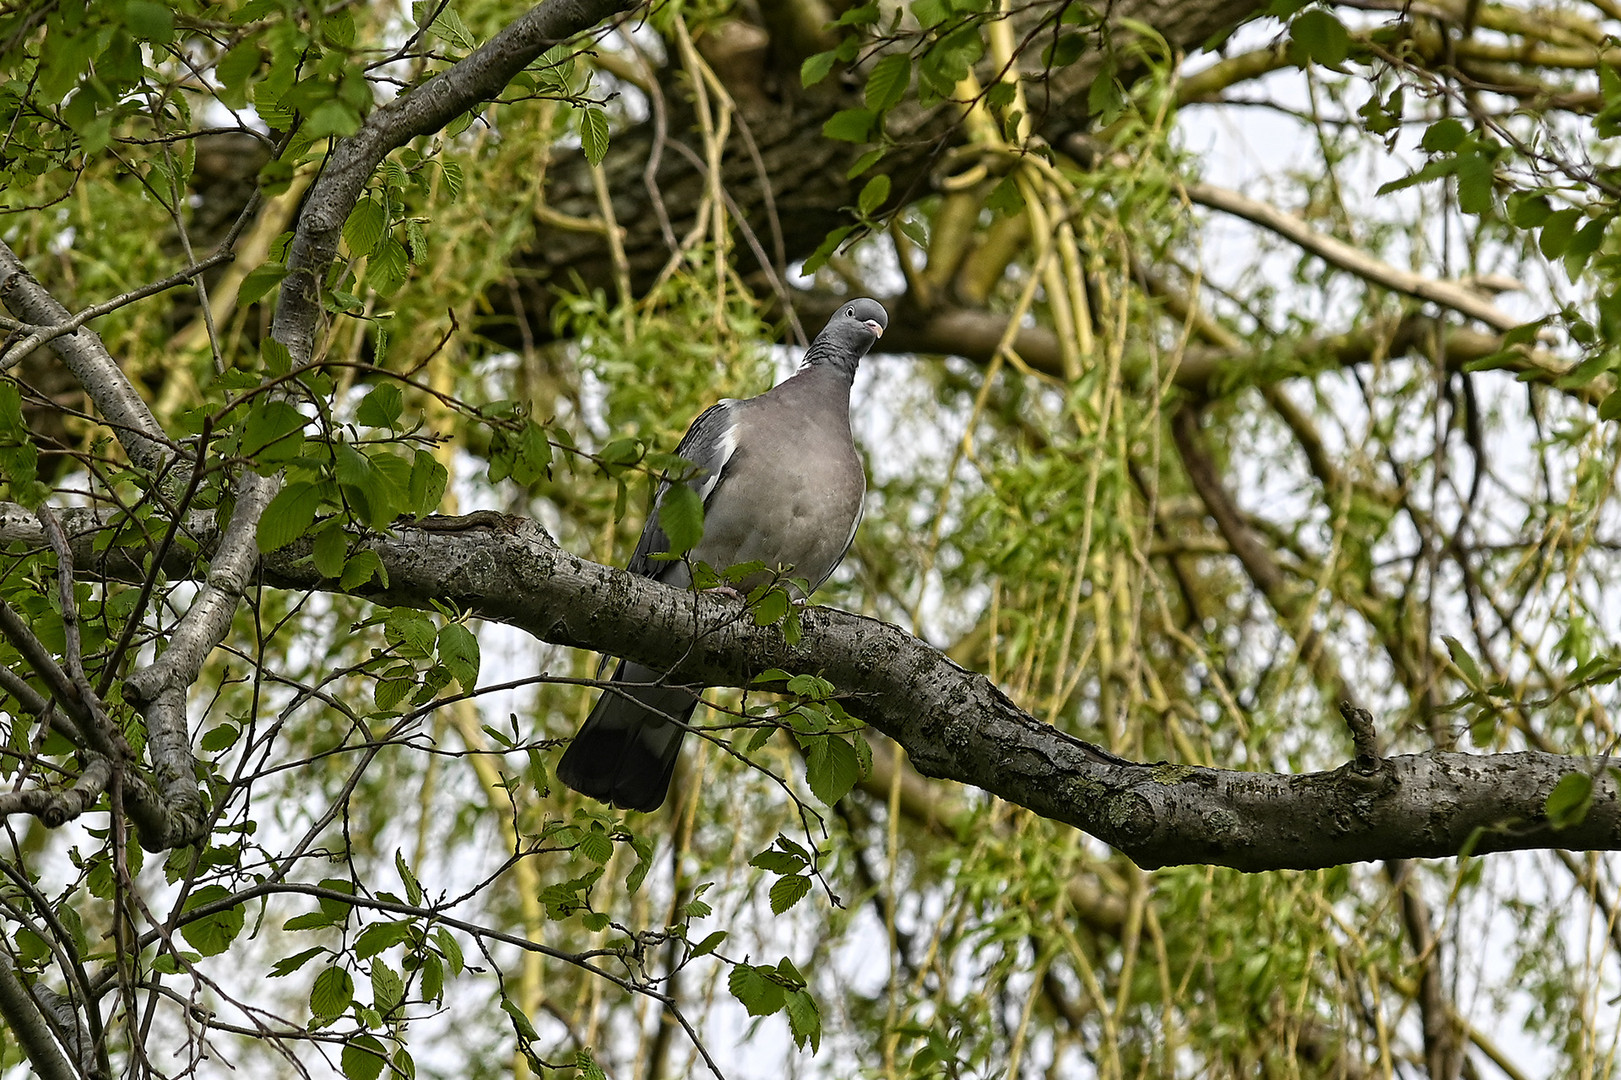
<box><xmin>806</xmin><ymin>297</ymin><xmax>889</xmax><ymax>375</ymax></box>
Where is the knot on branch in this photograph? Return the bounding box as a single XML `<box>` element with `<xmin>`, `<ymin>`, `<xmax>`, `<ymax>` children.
<box><xmin>1339</xmin><ymin>701</ymin><xmax>1383</xmax><ymax>775</ymax></box>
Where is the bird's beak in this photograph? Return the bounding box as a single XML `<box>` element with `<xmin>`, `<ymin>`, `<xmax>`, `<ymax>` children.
<box><xmin>865</xmin><ymin>320</ymin><xmax>884</xmax><ymax>338</ymax></box>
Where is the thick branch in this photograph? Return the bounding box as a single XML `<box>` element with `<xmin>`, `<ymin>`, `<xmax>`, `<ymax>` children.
<box><xmin>0</xmin><ymin>957</ymin><xmax>77</xmax><ymax>1080</ymax></box>
<box><xmin>8</xmin><ymin>503</ymin><xmax>1619</xmax><ymax>872</ymax></box>
<box><xmin>0</xmin><ymin>240</ymin><xmax>175</xmax><ymax>474</ymax></box>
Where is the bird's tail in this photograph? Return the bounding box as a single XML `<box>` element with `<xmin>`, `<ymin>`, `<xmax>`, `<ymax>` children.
<box><xmin>556</xmin><ymin>660</ymin><xmax>699</xmax><ymax>812</ymax></box>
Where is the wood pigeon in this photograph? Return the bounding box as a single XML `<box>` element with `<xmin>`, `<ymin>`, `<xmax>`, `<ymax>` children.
<box><xmin>557</xmin><ymin>298</ymin><xmax>889</xmax><ymax>811</ymax></box>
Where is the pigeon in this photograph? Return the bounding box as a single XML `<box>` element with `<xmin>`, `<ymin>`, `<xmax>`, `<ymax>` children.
<box><xmin>556</xmin><ymin>298</ymin><xmax>889</xmax><ymax>811</ymax></box>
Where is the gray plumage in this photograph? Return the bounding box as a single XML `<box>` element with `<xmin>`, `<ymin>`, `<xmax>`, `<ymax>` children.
<box><xmin>557</xmin><ymin>298</ymin><xmax>889</xmax><ymax>811</ymax></box>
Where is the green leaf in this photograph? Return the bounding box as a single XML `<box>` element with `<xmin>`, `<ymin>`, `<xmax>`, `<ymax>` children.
<box><xmin>1455</xmin><ymin>152</ymin><xmax>1495</xmax><ymax>215</ymax></box>
<box><xmin>1599</xmin><ymin>389</ymin><xmax>1621</xmax><ymax>421</ymax></box>
<box><xmin>257</xmin><ymin>481</ymin><xmax>322</xmax><ymax>552</ymax></box>
<box><xmin>356</xmin><ymin>383</ymin><xmax>404</xmax><ymax>429</ymax></box>
<box><xmin>437</xmin><ymin>622</ymin><xmax>480</xmax><ymax>690</ymax></box>
<box><xmin>1545</xmin><ymin>770</ymin><xmax>1594</xmax><ymax>829</ymax></box>
<box><xmin>1375</xmin><ymin>157</ymin><xmax>1454</xmax><ymax>197</ymax></box>
<box><xmin>659</xmin><ymin>484</ymin><xmax>705</xmax><ymax>557</ymax></box>
<box><xmin>1289</xmin><ymin>9</ymin><xmax>1350</xmax><ymax>67</ymax></box>
<box><xmin>1539</xmin><ymin>207</ymin><xmax>1583</xmax><ymax>259</ymax></box>
<box><xmin>123</xmin><ymin>0</ymin><xmax>175</xmax><ymax>43</ymax></box>
<box><xmin>858</xmin><ymin>174</ymin><xmax>890</xmax><ymax>217</ymax></box>
<box><xmin>752</xmin><ymin>587</ymin><xmax>789</xmax><ymax>627</ymax></box>
<box><xmin>366</xmin><ymin>235</ymin><xmax>410</xmax><ymax>294</ymax></box>
<box><xmin>310</xmin><ymin>965</ymin><xmax>355</xmax><ymax>1019</ymax></box>
<box><xmin>341</xmin><ymin>548</ymin><xmax>385</xmax><ymax>590</ymax></box>
<box><xmin>342</xmin><ymin>1035</ymin><xmax>387</xmax><ymax>1080</ymax></box>
<box><xmin>501</xmin><ymin>997</ymin><xmax>541</xmax><ymax>1040</ymax></box>
<box><xmin>1441</xmin><ymin>635</ymin><xmax>1484</xmax><ymax>689</ymax></box>
<box><xmin>353</xmin><ymin>920</ymin><xmax>412</xmax><ymax>959</ymax></box>
<box><xmin>238</xmin><ymin>262</ymin><xmax>288</xmax><ymax>307</ymax></box>
<box><xmin>312</xmin><ymin>524</ymin><xmax>347</xmax><ymax>579</ymax></box>
<box><xmin>801</xmin><ymin>49</ymin><xmax>838</xmax><ymax>87</ymax></box>
<box><xmin>344</xmin><ymin>198</ymin><xmax>388</xmax><ymax>257</ymax></box>
<box><xmin>179</xmin><ymin>886</ymin><xmax>244</xmax><ymax>957</ymax></box>
<box><xmin>805</xmin><ymin>735</ymin><xmax>862</xmax><ymax>805</ymax></box>
<box><xmin>1420</xmin><ymin>117</ymin><xmax>1467</xmax><ymax>153</ymax></box>
<box><xmin>580</xmin><ymin>107</ymin><xmax>610</xmax><ymax>165</ymax></box>
<box><xmin>269</xmin><ymin>946</ymin><xmax>325</xmax><ymax>978</ymax></box>
<box><xmin>409</xmin><ymin>450</ymin><xmax>448</xmax><ymax>515</ymax></box>
<box><xmin>578</xmin><ymin>826</ymin><xmax>613</xmax><ymax>865</ymax></box>
<box><xmin>846</xmin><ymin>148</ymin><xmax>884</xmax><ymax>179</ymax></box>
<box><xmin>823</xmin><ymin>108</ymin><xmax>875</xmax><ymax>143</ymax></box>
<box><xmin>985</xmin><ymin>175</ymin><xmax>1024</xmax><ymax>216</ymax></box>
<box><xmin>727</xmin><ymin>963</ymin><xmax>786</xmax><ymax>1017</ymax></box>
<box><xmin>769</xmin><ymin>874</ymin><xmax>812</xmax><ymax>915</ymax></box>
<box><xmin>427</xmin><ymin>5</ymin><xmax>475</xmax><ymax>49</ymax></box>
<box><xmin>750</xmin><ymin>849</ymin><xmax>806</xmax><ymax>874</ymax></box>
<box><xmin>386</xmin><ymin>609</ymin><xmax>437</xmax><ymax>659</ymax></box>
<box><xmin>1507</xmin><ymin>191</ymin><xmax>1552</xmax><ymax>228</ymax></box>
<box><xmin>690</xmin><ymin>930</ymin><xmax>727</xmax><ymax>958</ymax></box>
<box><xmin>864</xmin><ymin>53</ymin><xmax>911</xmax><ymax>112</ymax></box>
<box><xmin>241</xmin><ymin>399</ymin><xmax>307</xmax><ymax>465</ymax></box>
<box><xmin>786</xmin><ymin>989</ymin><xmax>822</xmax><ymax>1052</ymax></box>
<box><xmin>217</xmin><ymin>41</ymin><xmax>262</xmax><ymax>109</ymax></box>
<box><xmin>371</xmin><ymin>959</ymin><xmax>404</xmax><ymax>1015</ymax></box>
<box><xmin>200</xmin><ymin>723</ymin><xmax>240</xmax><ymax>752</ymax></box>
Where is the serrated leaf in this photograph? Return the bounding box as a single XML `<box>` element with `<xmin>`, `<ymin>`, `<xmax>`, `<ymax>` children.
<box><xmin>385</xmin><ymin>609</ymin><xmax>436</xmax><ymax>659</ymax></box>
<box><xmin>727</xmin><ymin>964</ymin><xmax>785</xmax><ymax>1017</ymax></box>
<box><xmin>750</xmin><ymin>849</ymin><xmax>806</xmax><ymax>874</ymax></box>
<box><xmin>786</xmin><ymin>989</ymin><xmax>822</xmax><ymax>1051</ymax></box>
<box><xmin>769</xmin><ymin>874</ymin><xmax>812</xmax><ymax>914</ymax></box>
<box><xmin>344</xmin><ymin>198</ymin><xmax>387</xmax><ymax>257</ymax></box>
<box><xmin>690</xmin><ymin>930</ymin><xmax>727</xmax><ymax>958</ymax></box>
<box><xmin>354</xmin><ymin>920</ymin><xmax>412</xmax><ymax>959</ymax></box>
<box><xmin>437</xmin><ymin>622</ymin><xmax>480</xmax><ymax>689</ymax></box>
<box><xmin>241</xmin><ymin>399</ymin><xmax>307</xmax><ymax>465</ymax></box>
<box><xmin>805</xmin><ymin>735</ymin><xmax>862</xmax><ymax>805</ymax></box>
<box><xmin>312</xmin><ymin>524</ymin><xmax>347</xmax><ymax>579</ymax></box>
<box><xmin>864</xmin><ymin>53</ymin><xmax>911</xmax><ymax>112</ymax></box>
<box><xmin>179</xmin><ymin>886</ymin><xmax>244</xmax><ymax>957</ymax></box>
<box><xmin>310</xmin><ymin>965</ymin><xmax>355</xmax><ymax>1019</ymax></box>
<box><xmin>200</xmin><ymin>723</ymin><xmax>240</xmax><ymax>752</ymax></box>
<box><xmin>1546</xmin><ymin>771</ymin><xmax>1594</xmax><ymax>829</ymax></box>
<box><xmin>257</xmin><ymin>481</ymin><xmax>321</xmax><ymax>552</ymax></box>
<box><xmin>581</xmin><ymin>107</ymin><xmax>610</xmax><ymax>165</ymax></box>
<box><xmin>238</xmin><ymin>262</ymin><xmax>288</xmax><ymax>307</ymax></box>
<box><xmin>269</xmin><ymin>946</ymin><xmax>325</xmax><ymax>977</ymax></box>
<box><xmin>409</xmin><ymin>449</ymin><xmax>448</xmax><ymax>515</ymax></box>
<box><xmin>578</xmin><ymin>826</ymin><xmax>614</xmax><ymax>864</ymax></box>
<box><xmin>823</xmin><ymin>108</ymin><xmax>875</xmax><ymax>143</ymax></box>
<box><xmin>371</xmin><ymin>959</ymin><xmax>404</xmax><ymax>1015</ymax></box>
<box><xmin>659</xmin><ymin>483</ymin><xmax>705</xmax><ymax>557</ymax></box>
<box><xmin>356</xmin><ymin>384</ymin><xmax>404</xmax><ymax>428</ymax></box>
<box><xmin>501</xmin><ymin>997</ymin><xmax>541</xmax><ymax>1040</ymax></box>
<box><xmin>342</xmin><ymin>1035</ymin><xmax>387</xmax><ymax>1080</ymax></box>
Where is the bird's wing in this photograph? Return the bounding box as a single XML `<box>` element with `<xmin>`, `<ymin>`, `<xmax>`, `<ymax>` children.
<box><xmin>625</xmin><ymin>398</ymin><xmax>741</xmax><ymax>579</ymax></box>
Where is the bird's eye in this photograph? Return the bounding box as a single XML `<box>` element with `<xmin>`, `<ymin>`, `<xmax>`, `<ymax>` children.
<box><xmin>845</xmin><ymin>307</ymin><xmax>854</xmax><ymax>317</ymax></box>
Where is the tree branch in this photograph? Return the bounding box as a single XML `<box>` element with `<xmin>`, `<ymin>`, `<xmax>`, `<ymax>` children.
<box><xmin>7</xmin><ymin>503</ymin><xmax>1618</xmax><ymax>871</ymax></box>
<box><xmin>0</xmin><ymin>239</ymin><xmax>176</xmax><ymax>475</ymax></box>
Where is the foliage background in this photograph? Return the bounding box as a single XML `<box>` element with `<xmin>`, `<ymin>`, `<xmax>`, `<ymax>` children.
<box><xmin>2</xmin><ymin>0</ymin><xmax>1621</xmax><ymax>1078</ymax></box>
